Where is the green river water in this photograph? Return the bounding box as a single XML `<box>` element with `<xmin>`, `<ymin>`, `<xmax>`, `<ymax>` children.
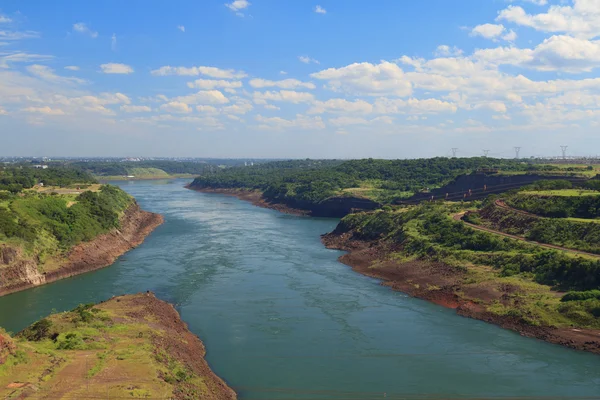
<box><xmin>0</xmin><ymin>180</ymin><xmax>599</xmax><ymax>399</ymax></box>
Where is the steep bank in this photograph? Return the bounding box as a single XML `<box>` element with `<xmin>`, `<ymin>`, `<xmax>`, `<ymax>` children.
<box><xmin>322</xmin><ymin>221</ymin><xmax>600</xmax><ymax>355</ymax></box>
<box><xmin>186</xmin><ymin>186</ymin><xmax>380</xmax><ymax>217</ymax></box>
<box><xmin>0</xmin><ymin>203</ymin><xmax>163</xmax><ymax>296</ymax></box>
<box><xmin>0</xmin><ymin>293</ymin><xmax>236</xmax><ymax>399</ymax></box>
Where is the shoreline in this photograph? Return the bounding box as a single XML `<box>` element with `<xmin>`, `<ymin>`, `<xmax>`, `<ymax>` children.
<box><xmin>98</xmin><ymin>174</ymin><xmax>195</xmax><ymax>182</ymax></box>
<box><xmin>0</xmin><ymin>203</ymin><xmax>164</xmax><ymax>297</ymax></box>
<box><xmin>321</xmin><ymin>232</ymin><xmax>600</xmax><ymax>355</ymax></box>
<box><xmin>186</xmin><ymin>186</ymin><xmax>310</xmax><ymax>216</ymax></box>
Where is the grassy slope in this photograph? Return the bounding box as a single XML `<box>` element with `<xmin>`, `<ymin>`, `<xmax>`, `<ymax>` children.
<box><xmin>0</xmin><ymin>185</ymin><xmax>134</xmax><ymax>272</ymax></box>
<box><xmin>0</xmin><ymin>294</ymin><xmax>235</xmax><ymax>399</ymax></box>
<box><xmin>337</xmin><ymin>204</ymin><xmax>600</xmax><ymax>329</ymax></box>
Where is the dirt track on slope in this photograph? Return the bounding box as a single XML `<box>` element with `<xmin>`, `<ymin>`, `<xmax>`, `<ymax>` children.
<box><xmin>454</xmin><ymin>211</ymin><xmax>600</xmax><ymax>259</ymax></box>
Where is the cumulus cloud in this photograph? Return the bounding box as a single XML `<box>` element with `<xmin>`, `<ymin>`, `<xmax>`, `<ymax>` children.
<box><xmin>73</xmin><ymin>23</ymin><xmax>98</xmax><ymax>38</ymax></box>
<box><xmin>160</xmin><ymin>101</ymin><xmax>192</xmax><ymax>114</ymax></box>
<box><xmin>471</xmin><ymin>24</ymin><xmax>506</xmax><ymax>40</ymax></box>
<box><xmin>435</xmin><ymin>45</ymin><xmax>463</xmax><ymax>57</ymax></box>
<box><xmin>23</xmin><ymin>106</ymin><xmax>65</xmax><ymax>115</ymax></box>
<box><xmin>308</xmin><ymin>99</ymin><xmax>373</xmax><ymax>115</ymax></box>
<box><xmin>151</xmin><ymin>65</ymin><xmax>247</xmax><ymax>79</ymax></box>
<box><xmin>225</xmin><ymin>0</ymin><xmax>251</xmax><ymax>16</ymax></box>
<box><xmin>64</xmin><ymin>66</ymin><xmax>80</xmax><ymax>71</ymax></box>
<box><xmin>311</xmin><ymin>61</ymin><xmax>412</xmax><ymax>97</ymax></box>
<box><xmin>100</xmin><ymin>63</ymin><xmax>134</xmax><ymax>74</ymax></box>
<box><xmin>177</xmin><ymin>25</ymin><xmax>185</xmax><ymax>32</ymax></box>
<box><xmin>498</xmin><ymin>1</ymin><xmax>600</xmax><ymax>39</ymax></box>
<box><xmin>0</xmin><ymin>15</ymin><xmax>12</xmax><ymax>23</ymax></box>
<box><xmin>174</xmin><ymin>90</ymin><xmax>230</xmax><ymax>105</ymax></box>
<box><xmin>249</xmin><ymin>78</ymin><xmax>315</xmax><ymax>89</ymax></box>
<box><xmin>315</xmin><ymin>5</ymin><xmax>327</xmax><ymax>14</ymax></box>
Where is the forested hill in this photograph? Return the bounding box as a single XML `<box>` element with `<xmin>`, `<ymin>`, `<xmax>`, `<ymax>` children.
<box><xmin>189</xmin><ymin>158</ymin><xmax>533</xmax><ymax>205</ymax></box>
<box><xmin>0</xmin><ymin>165</ymin><xmax>96</xmax><ymax>193</ymax></box>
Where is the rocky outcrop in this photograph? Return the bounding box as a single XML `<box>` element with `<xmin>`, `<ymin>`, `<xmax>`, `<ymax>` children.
<box><xmin>0</xmin><ymin>203</ymin><xmax>163</xmax><ymax>297</ymax></box>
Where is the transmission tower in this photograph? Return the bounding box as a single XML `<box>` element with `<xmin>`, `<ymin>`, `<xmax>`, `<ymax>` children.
<box><xmin>451</xmin><ymin>148</ymin><xmax>458</xmax><ymax>158</ymax></box>
<box><xmin>560</xmin><ymin>145</ymin><xmax>568</xmax><ymax>160</ymax></box>
<box><xmin>483</xmin><ymin>150</ymin><xmax>490</xmax><ymax>157</ymax></box>
<box><xmin>514</xmin><ymin>147</ymin><xmax>521</xmax><ymax>159</ymax></box>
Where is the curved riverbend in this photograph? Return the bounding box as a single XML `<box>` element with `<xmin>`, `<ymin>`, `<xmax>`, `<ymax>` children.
<box><xmin>0</xmin><ymin>180</ymin><xmax>598</xmax><ymax>399</ymax></box>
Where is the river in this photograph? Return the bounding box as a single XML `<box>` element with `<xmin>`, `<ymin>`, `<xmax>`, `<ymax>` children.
<box><xmin>0</xmin><ymin>180</ymin><xmax>599</xmax><ymax>399</ymax></box>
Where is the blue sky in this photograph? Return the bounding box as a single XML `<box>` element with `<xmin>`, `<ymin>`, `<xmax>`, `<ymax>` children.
<box><xmin>2</xmin><ymin>0</ymin><xmax>600</xmax><ymax>158</ymax></box>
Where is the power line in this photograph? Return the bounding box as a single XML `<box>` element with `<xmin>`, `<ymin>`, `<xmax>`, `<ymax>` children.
<box><xmin>514</xmin><ymin>147</ymin><xmax>521</xmax><ymax>159</ymax></box>
<box><xmin>451</xmin><ymin>148</ymin><xmax>458</xmax><ymax>158</ymax></box>
<box><xmin>560</xmin><ymin>145</ymin><xmax>568</xmax><ymax>160</ymax></box>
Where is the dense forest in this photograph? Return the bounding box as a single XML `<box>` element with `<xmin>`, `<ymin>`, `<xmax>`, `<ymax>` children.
<box><xmin>0</xmin><ymin>185</ymin><xmax>133</xmax><ymax>251</ymax></box>
<box><xmin>0</xmin><ymin>166</ymin><xmax>96</xmax><ymax>193</ymax></box>
<box><xmin>190</xmin><ymin>158</ymin><xmax>532</xmax><ymax>205</ymax></box>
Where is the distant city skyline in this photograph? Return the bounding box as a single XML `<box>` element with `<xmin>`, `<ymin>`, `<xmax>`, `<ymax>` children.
<box><xmin>2</xmin><ymin>0</ymin><xmax>600</xmax><ymax>158</ymax></box>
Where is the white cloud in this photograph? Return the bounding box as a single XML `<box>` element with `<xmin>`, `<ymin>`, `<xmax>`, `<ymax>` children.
<box><xmin>225</xmin><ymin>0</ymin><xmax>251</xmax><ymax>16</ymax></box>
<box><xmin>280</xmin><ymin>70</ymin><xmax>288</xmax><ymax>75</ymax></box>
<box><xmin>100</xmin><ymin>63</ymin><xmax>134</xmax><ymax>74</ymax></box>
<box><xmin>0</xmin><ymin>31</ymin><xmax>40</xmax><ymax>41</ymax></box>
<box><xmin>249</xmin><ymin>78</ymin><xmax>315</xmax><ymax>89</ymax></box>
<box><xmin>315</xmin><ymin>5</ymin><xmax>327</xmax><ymax>14</ymax></box>
<box><xmin>174</xmin><ymin>90</ymin><xmax>230</xmax><ymax>105</ymax></box>
<box><xmin>311</xmin><ymin>61</ymin><xmax>412</xmax><ymax>97</ymax></box>
<box><xmin>177</xmin><ymin>25</ymin><xmax>185</xmax><ymax>32</ymax></box>
<box><xmin>26</xmin><ymin>65</ymin><xmax>86</xmax><ymax>85</ymax></box>
<box><xmin>196</xmin><ymin>105</ymin><xmax>220</xmax><ymax>114</ymax></box>
<box><xmin>502</xmin><ymin>30</ymin><xmax>518</xmax><ymax>42</ymax></box>
<box><xmin>120</xmin><ymin>105</ymin><xmax>152</xmax><ymax>113</ymax></box>
<box><xmin>0</xmin><ymin>52</ymin><xmax>52</xmax><ymax>68</ymax></box>
<box><xmin>151</xmin><ymin>65</ymin><xmax>247</xmax><ymax>79</ymax></box>
<box><xmin>253</xmin><ymin>90</ymin><xmax>315</xmax><ymax>104</ymax></box>
<box><xmin>308</xmin><ymin>99</ymin><xmax>374</xmax><ymax>114</ymax></box>
<box><xmin>23</xmin><ymin>106</ymin><xmax>65</xmax><ymax>115</ymax></box>
<box><xmin>0</xmin><ymin>15</ymin><xmax>12</xmax><ymax>24</ymax></box>
<box><xmin>474</xmin><ymin>35</ymin><xmax>600</xmax><ymax>73</ymax></box>
<box><xmin>160</xmin><ymin>101</ymin><xmax>192</xmax><ymax>114</ymax></box>
<box><xmin>435</xmin><ymin>45</ymin><xmax>463</xmax><ymax>57</ymax></box>
<box><xmin>471</xmin><ymin>24</ymin><xmax>506</xmax><ymax>40</ymax></box>
<box><xmin>73</xmin><ymin>23</ymin><xmax>98</xmax><ymax>38</ymax></box>
<box><xmin>186</xmin><ymin>79</ymin><xmax>243</xmax><ymax>90</ymax></box>
<box><xmin>498</xmin><ymin>2</ymin><xmax>600</xmax><ymax>39</ymax></box>
<box><xmin>255</xmin><ymin>114</ymin><xmax>325</xmax><ymax>130</ymax></box>
<box><xmin>223</xmin><ymin>102</ymin><xmax>253</xmax><ymax>114</ymax></box>
<box><xmin>263</xmin><ymin>104</ymin><xmax>280</xmax><ymax>110</ymax></box>
<box><xmin>64</xmin><ymin>66</ymin><xmax>79</xmax><ymax>71</ymax></box>
<box><xmin>111</xmin><ymin>34</ymin><xmax>117</xmax><ymax>51</ymax></box>
<box><xmin>298</xmin><ymin>56</ymin><xmax>320</xmax><ymax>64</ymax></box>
<box><xmin>374</xmin><ymin>98</ymin><xmax>458</xmax><ymax>114</ymax></box>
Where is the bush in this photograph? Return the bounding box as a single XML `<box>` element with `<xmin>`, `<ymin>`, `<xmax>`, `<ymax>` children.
<box><xmin>561</xmin><ymin>290</ymin><xmax>600</xmax><ymax>302</ymax></box>
<box><xmin>21</xmin><ymin>318</ymin><xmax>53</xmax><ymax>341</ymax></box>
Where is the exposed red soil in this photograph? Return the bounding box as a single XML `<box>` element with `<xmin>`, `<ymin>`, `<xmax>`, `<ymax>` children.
<box><xmin>0</xmin><ymin>203</ymin><xmax>164</xmax><ymax>297</ymax></box>
<box><xmin>186</xmin><ymin>187</ymin><xmax>310</xmax><ymax>216</ymax></box>
<box><xmin>322</xmin><ymin>232</ymin><xmax>600</xmax><ymax>355</ymax></box>
<box><xmin>103</xmin><ymin>293</ymin><xmax>237</xmax><ymax>400</ymax></box>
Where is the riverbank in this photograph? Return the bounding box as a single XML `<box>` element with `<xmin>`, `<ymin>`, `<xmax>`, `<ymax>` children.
<box><xmin>98</xmin><ymin>173</ymin><xmax>196</xmax><ymax>181</ymax></box>
<box><xmin>0</xmin><ymin>292</ymin><xmax>236</xmax><ymax>399</ymax></box>
<box><xmin>185</xmin><ymin>186</ymin><xmax>310</xmax><ymax>216</ymax></box>
<box><xmin>321</xmin><ymin>231</ymin><xmax>600</xmax><ymax>355</ymax></box>
<box><xmin>0</xmin><ymin>203</ymin><xmax>164</xmax><ymax>296</ymax></box>
<box><xmin>186</xmin><ymin>185</ymin><xmax>381</xmax><ymax>217</ymax></box>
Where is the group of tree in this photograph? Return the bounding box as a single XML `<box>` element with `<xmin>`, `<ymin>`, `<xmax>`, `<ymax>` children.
<box><xmin>190</xmin><ymin>158</ymin><xmax>532</xmax><ymax>205</ymax></box>
<box><xmin>0</xmin><ymin>166</ymin><xmax>96</xmax><ymax>193</ymax></box>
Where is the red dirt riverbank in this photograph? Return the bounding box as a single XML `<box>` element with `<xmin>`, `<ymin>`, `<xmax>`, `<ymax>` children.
<box><xmin>321</xmin><ymin>231</ymin><xmax>600</xmax><ymax>355</ymax></box>
<box><xmin>0</xmin><ymin>203</ymin><xmax>164</xmax><ymax>296</ymax></box>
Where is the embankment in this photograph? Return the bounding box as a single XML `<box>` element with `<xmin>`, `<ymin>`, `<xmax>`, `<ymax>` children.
<box><xmin>321</xmin><ymin>228</ymin><xmax>600</xmax><ymax>355</ymax></box>
<box><xmin>186</xmin><ymin>186</ymin><xmax>380</xmax><ymax>217</ymax></box>
<box><xmin>0</xmin><ymin>293</ymin><xmax>236</xmax><ymax>399</ymax></box>
<box><xmin>0</xmin><ymin>203</ymin><xmax>164</xmax><ymax>296</ymax></box>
